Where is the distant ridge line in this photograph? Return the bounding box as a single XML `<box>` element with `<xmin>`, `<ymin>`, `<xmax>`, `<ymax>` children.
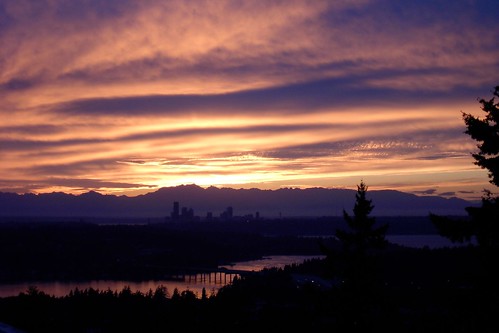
<box><xmin>0</xmin><ymin>184</ymin><xmax>473</xmax><ymax>218</ymax></box>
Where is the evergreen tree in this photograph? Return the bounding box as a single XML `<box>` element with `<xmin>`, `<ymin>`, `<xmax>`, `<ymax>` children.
<box><xmin>431</xmin><ymin>85</ymin><xmax>499</xmax><ymax>329</ymax></box>
<box><xmin>431</xmin><ymin>86</ymin><xmax>499</xmax><ymax>250</ymax></box>
<box><xmin>334</xmin><ymin>181</ymin><xmax>389</xmax><ymax>331</ymax></box>
<box><xmin>336</xmin><ymin>181</ymin><xmax>388</xmax><ymax>256</ymax></box>
<box><xmin>320</xmin><ymin>181</ymin><xmax>388</xmax><ymax>273</ymax></box>
<box><xmin>463</xmin><ymin>86</ymin><xmax>499</xmax><ymax>187</ymax></box>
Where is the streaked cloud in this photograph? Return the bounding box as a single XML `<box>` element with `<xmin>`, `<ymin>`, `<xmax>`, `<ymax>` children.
<box><xmin>1</xmin><ymin>0</ymin><xmax>497</xmax><ymax>200</ymax></box>
<box><xmin>414</xmin><ymin>189</ymin><xmax>438</xmax><ymax>195</ymax></box>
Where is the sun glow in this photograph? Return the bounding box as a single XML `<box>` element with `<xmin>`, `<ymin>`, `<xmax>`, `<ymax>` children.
<box><xmin>0</xmin><ymin>0</ymin><xmax>495</xmax><ymax>200</ymax></box>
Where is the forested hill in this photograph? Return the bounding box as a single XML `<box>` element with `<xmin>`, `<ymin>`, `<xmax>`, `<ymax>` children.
<box><xmin>0</xmin><ymin>184</ymin><xmax>474</xmax><ymax>218</ymax></box>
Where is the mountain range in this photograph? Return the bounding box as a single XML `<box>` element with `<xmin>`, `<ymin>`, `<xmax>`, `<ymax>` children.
<box><xmin>0</xmin><ymin>184</ymin><xmax>475</xmax><ymax>219</ymax></box>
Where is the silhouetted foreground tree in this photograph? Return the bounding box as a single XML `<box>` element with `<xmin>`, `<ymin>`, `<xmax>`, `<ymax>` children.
<box><xmin>462</xmin><ymin>85</ymin><xmax>499</xmax><ymax>251</ymax></box>
<box><xmin>464</xmin><ymin>86</ymin><xmax>499</xmax><ymax>187</ymax></box>
<box><xmin>431</xmin><ymin>85</ymin><xmax>499</xmax><ymax>330</ymax></box>
<box><xmin>336</xmin><ymin>181</ymin><xmax>388</xmax><ymax>255</ymax></box>
<box><xmin>320</xmin><ymin>181</ymin><xmax>388</xmax><ymax>279</ymax></box>
<box><xmin>431</xmin><ymin>86</ymin><xmax>499</xmax><ymax>250</ymax></box>
<box><xmin>320</xmin><ymin>181</ymin><xmax>390</xmax><ymax>331</ymax></box>
<box><xmin>320</xmin><ymin>182</ymin><xmax>387</xmax><ymax>259</ymax></box>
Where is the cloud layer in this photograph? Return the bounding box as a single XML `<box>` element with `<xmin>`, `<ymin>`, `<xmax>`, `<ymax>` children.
<box><xmin>1</xmin><ymin>0</ymin><xmax>498</xmax><ymax>199</ymax></box>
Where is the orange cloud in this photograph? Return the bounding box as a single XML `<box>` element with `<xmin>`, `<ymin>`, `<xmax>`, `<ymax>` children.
<box><xmin>0</xmin><ymin>0</ymin><xmax>496</xmax><ymax>198</ymax></box>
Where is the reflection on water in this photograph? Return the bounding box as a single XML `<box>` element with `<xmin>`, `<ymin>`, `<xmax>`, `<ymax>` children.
<box><xmin>0</xmin><ymin>255</ymin><xmax>321</xmax><ymax>298</ymax></box>
<box><xmin>220</xmin><ymin>255</ymin><xmax>325</xmax><ymax>271</ymax></box>
<box><xmin>0</xmin><ymin>277</ymin><xmax>225</xmax><ymax>299</ymax></box>
<box><xmin>0</xmin><ymin>237</ymin><xmax>469</xmax><ymax>299</ymax></box>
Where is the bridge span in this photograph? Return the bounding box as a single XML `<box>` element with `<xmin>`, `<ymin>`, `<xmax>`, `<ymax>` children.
<box><xmin>170</xmin><ymin>267</ymin><xmax>254</xmax><ymax>285</ymax></box>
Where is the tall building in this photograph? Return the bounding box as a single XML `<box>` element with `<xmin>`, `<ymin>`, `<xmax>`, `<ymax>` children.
<box><xmin>181</xmin><ymin>207</ymin><xmax>194</xmax><ymax>219</ymax></box>
<box><xmin>171</xmin><ymin>201</ymin><xmax>180</xmax><ymax>220</ymax></box>
<box><xmin>220</xmin><ymin>206</ymin><xmax>233</xmax><ymax>220</ymax></box>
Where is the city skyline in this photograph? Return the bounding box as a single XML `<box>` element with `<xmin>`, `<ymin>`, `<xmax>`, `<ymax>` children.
<box><xmin>0</xmin><ymin>184</ymin><xmax>472</xmax><ymax>218</ymax></box>
<box><xmin>1</xmin><ymin>0</ymin><xmax>498</xmax><ymax>200</ymax></box>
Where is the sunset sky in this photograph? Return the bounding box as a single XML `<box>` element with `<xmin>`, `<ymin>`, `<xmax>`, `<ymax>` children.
<box><xmin>1</xmin><ymin>0</ymin><xmax>498</xmax><ymax>200</ymax></box>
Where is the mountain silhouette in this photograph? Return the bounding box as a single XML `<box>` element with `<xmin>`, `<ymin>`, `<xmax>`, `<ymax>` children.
<box><xmin>0</xmin><ymin>184</ymin><xmax>474</xmax><ymax>218</ymax></box>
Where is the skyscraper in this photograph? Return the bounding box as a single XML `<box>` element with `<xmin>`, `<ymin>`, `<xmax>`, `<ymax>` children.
<box><xmin>171</xmin><ymin>201</ymin><xmax>180</xmax><ymax>220</ymax></box>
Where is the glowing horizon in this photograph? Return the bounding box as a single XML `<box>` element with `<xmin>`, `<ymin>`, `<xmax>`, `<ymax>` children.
<box><xmin>1</xmin><ymin>0</ymin><xmax>498</xmax><ymax>201</ymax></box>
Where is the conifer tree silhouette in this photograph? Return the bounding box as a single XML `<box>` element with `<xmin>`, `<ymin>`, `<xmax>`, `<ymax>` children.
<box><xmin>336</xmin><ymin>181</ymin><xmax>388</xmax><ymax>256</ymax></box>
<box><xmin>430</xmin><ymin>85</ymin><xmax>499</xmax><ymax>331</ymax></box>
<box><xmin>334</xmin><ymin>181</ymin><xmax>388</xmax><ymax>331</ymax></box>
<box><xmin>431</xmin><ymin>86</ymin><xmax>499</xmax><ymax>250</ymax></box>
<box><xmin>463</xmin><ymin>86</ymin><xmax>499</xmax><ymax>187</ymax></box>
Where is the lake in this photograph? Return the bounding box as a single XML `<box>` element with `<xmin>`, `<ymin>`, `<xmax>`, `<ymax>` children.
<box><xmin>0</xmin><ymin>255</ymin><xmax>324</xmax><ymax>298</ymax></box>
<box><xmin>386</xmin><ymin>234</ymin><xmax>475</xmax><ymax>249</ymax></box>
<box><xmin>0</xmin><ymin>235</ymin><xmax>471</xmax><ymax>299</ymax></box>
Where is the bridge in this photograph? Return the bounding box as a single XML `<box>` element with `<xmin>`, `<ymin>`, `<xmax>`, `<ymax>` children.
<box><xmin>169</xmin><ymin>267</ymin><xmax>254</xmax><ymax>285</ymax></box>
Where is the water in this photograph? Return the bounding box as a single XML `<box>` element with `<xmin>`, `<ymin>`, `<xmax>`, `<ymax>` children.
<box><xmin>305</xmin><ymin>234</ymin><xmax>471</xmax><ymax>249</ymax></box>
<box><xmin>0</xmin><ymin>235</ymin><xmax>470</xmax><ymax>299</ymax></box>
<box><xmin>0</xmin><ymin>278</ymin><xmax>222</xmax><ymax>299</ymax></box>
<box><xmin>219</xmin><ymin>255</ymin><xmax>324</xmax><ymax>271</ymax></box>
<box><xmin>386</xmin><ymin>234</ymin><xmax>475</xmax><ymax>249</ymax></box>
<box><xmin>0</xmin><ymin>255</ymin><xmax>322</xmax><ymax>298</ymax></box>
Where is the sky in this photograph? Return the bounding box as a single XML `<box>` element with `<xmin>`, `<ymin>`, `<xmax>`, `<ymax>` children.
<box><xmin>1</xmin><ymin>0</ymin><xmax>498</xmax><ymax>201</ymax></box>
